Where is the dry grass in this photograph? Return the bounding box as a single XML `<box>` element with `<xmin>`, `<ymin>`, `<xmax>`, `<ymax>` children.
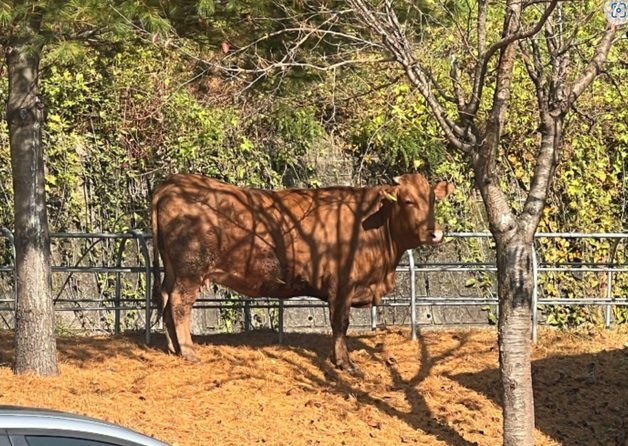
<box><xmin>0</xmin><ymin>326</ymin><xmax>626</xmax><ymax>446</ymax></box>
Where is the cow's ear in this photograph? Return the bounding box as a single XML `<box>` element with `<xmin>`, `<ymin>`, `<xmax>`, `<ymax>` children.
<box><xmin>380</xmin><ymin>188</ymin><xmax>398</xmax><ymax>203</ymax></box>
<box><xmin>434</xmin><ymin>181</ymin><xmax>455</xmax><ymax>200</ymax></box>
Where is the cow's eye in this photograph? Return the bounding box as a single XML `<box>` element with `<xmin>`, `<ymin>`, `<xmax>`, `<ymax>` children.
<box><xmin>404</xmin><ymin>199</ymin><xmax>415</xmax><ymax>206</ymax></box>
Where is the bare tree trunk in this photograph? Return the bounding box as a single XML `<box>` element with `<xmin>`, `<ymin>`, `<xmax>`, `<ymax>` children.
<box><xmin>6</xmin><ymin>37</ymin><xmax>58</xmax><ymax>376</ymax></box>
<box><xmin>495</xmin><ymin>234</ymin><xmax>535</xmax><ymax>445</ymax></box>
<box><xmin>475</xmin><ymin>152</ymin><xmax>536</xmax><ymax>444</ymax></box>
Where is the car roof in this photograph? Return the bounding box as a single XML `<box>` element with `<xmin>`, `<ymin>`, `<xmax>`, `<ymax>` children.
<box><xmin>0</xmin><ymin>406</ymin><xmax>169</xmax><ymax>446</ymax></box>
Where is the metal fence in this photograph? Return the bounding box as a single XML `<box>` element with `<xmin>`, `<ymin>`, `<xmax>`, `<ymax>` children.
<box><xmin>0</xmin><ymin>229</ymin><xmax>626</xmax><ymax>343</ymax></box>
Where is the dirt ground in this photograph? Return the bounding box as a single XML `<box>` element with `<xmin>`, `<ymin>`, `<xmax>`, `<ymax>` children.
<box><xmin>0</xmin><ymin>326</ymin><xmax>626</xmax><ymax>446</ymax></box>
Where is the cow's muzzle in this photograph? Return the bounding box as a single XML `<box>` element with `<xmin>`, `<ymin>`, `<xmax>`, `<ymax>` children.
<box><xmin>430</xmin><ymin>229</ymin><xmax>444</xmax><ymax>244</ymax></box>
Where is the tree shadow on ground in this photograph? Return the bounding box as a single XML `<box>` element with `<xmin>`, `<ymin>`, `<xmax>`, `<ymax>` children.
<box><xmin>186</xmin><ymin>329</ymin><xmax>479</xmax><ymax>446</ymax></box>
<box><xmin>0</xmin><ymin>330</ymin><xmax>156</xmax><ymax>366</ymax></box>
<box><xmin>450</xmin><ymin>348</ymin><xmax>627</xmax><ymax>446</ymax></box>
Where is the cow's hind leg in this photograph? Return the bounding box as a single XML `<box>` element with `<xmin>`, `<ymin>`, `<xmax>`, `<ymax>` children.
<box><xmin>162</xmin><ymin>301</ymin><xmax>177</xmax><ymax>355</ymax></box>
<box><xmin>169</xmin><ymin>278</ymin><xmax>201</xmax><ymax>362</ymax></box>
<box><xmin>329</xmin><ymin>297</ymin><xmax>361</xmax><ymax>376</ymax></box>
<box><xmin>160</xmin><ymin>274</ymin><xmax>177</xmax><ymax>355</ymax></box>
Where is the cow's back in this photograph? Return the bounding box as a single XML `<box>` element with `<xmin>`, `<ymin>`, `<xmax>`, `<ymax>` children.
<box><xmin>153</xmin><ymin>174</ymin><xmax>390</xmax><ymax>300</ymax></box>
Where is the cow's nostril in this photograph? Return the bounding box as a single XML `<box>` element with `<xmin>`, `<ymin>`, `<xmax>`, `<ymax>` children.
<box><xmin>431</xmin><ymin>229</ymin><xmax>444</xmax><ymax>243</ymax></box>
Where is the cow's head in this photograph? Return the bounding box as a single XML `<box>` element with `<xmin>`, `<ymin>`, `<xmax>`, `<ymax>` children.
<box><xmin>383</xmin><ymin>173</ymin><xmax>454</xmax><ymax>248</ymax></box>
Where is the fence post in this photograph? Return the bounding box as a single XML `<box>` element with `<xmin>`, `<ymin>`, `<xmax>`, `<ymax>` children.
<box><xmin>531</xmin><ymin>241</ymin><xmax>539</xmax><ymax>343</ymax></box>
<box><xmin>114</xmin><ymin>237</ymin><xmax>130</xmax><ymax>336</ymax></box>
<box><xmin>278</xmin><ymin>299</ymin><xmax>284</xmax><ymax>344</ymax></box>
<box><xmin>0</xmin><ymin>228</ymin><xmax>16</xmax><ymax>305</ymax></box>
<box><xmin>605</xmin><ymin>238</ymin><xmax>622</xmax><ymax>328</ymax></box>
<box><xmin>129</xmin><ymin>230</ymin><xmax>152</xmax><ymax>344</ymax></box>
<box><xmin>370</xmin><ymin>305</ymin><xmax>378</xmax><ymax>330</ymax></box>
<box><xmin>244</xmin><ymin>299</ymin><xmax>251</xmax><ymax>332</ymax></box>
<box><xmin>408</xmin><ymin>249</ymin><xmax>417</xmax><ymax>341</ymax></box>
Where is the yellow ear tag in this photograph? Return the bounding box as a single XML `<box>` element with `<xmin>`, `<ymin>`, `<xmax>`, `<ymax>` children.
<box><xmin>383</xmin><ymin>191</ymin><xmax>397</xmax><ymax>202</ymax></box>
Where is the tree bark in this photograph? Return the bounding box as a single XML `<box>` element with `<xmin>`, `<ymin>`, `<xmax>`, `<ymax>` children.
<box><xmin>473</xmin><ymin>1</ymin><xmax>536</xmax><ymax>437</ymax></box>
<box><xmin>495</xmin><ymin>233</ymin><xmax>535</xmax><ymax>445</ymax></box>
<box><xmin>6</xmin><ymin>37</ymin><xmax>59</xmax><ymax>376</ymax></box>
<box><xmin>475</xmin><ymin>157</ymin><xmax>536</xmax><ymax>445</ymax></box>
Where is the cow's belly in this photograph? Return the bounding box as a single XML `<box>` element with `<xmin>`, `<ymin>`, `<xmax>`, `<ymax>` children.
<box><xmin>208</xmin><ymin>264</ymin><xmax>323</xmax><ymax>300</ymax></box>
<box><xmin>350</xmin><ymin>280</ymin><xmax>393</xmax><ymax>307</ymax></box>
<box><xmin>350</xmin><ymin>290</ymin><xmax>381</xmax><ymax>308</ymax></box>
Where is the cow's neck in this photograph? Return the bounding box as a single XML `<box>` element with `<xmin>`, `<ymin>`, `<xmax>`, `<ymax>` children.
<box><xmin>355</xmin><ymin>187</ymin><xmax>405</xmax><ymax>276</ymax></box>
<box><xmin>381</xmin><ymin>206</ymin><xmax>404</xmax><ymax>271</ymax></box>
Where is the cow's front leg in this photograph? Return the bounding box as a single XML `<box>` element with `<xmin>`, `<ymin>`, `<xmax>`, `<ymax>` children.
<box><xmin>329</xmin><ymin>297</ymin><xmax>361</xmax><ymax>375</ymax></box>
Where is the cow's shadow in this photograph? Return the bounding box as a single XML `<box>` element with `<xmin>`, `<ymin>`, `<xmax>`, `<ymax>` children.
<box><xmin>151</xmin><ymin>329</ymin><xmax>363</xmax><ymax>375</ymax></box>
<box><xmin>162</xmin><ymin>329</ymin><xmax>480</xmax><ymax>446</ymax></box>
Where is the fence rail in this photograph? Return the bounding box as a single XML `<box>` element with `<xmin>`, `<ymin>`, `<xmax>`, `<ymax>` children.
<box><xmin>0</xmin><ymin>229</ymin><xmax>626</xmax><ymax>344</ymax></box>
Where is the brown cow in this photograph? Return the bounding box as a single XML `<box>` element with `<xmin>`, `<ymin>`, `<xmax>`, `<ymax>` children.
<box><xmin>151</xmin><ymin>173</ymin><xmax>453</xmax><ymax>373</ymax></box>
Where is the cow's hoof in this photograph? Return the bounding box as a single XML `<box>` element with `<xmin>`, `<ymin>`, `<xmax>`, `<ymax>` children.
<box><xmin>182</xmin><ymin>352</ymin><xmax>201</xmax><ymax>363</ymax></box>
<box><xmin>347</xmin><ymin>364</ymin><xmax>364</xmax><ymax>378</ymax></box>
<box><xmin>336</xmin><ymin>361</ymin><xmax>364</xmax><ymax>377</ymax></box>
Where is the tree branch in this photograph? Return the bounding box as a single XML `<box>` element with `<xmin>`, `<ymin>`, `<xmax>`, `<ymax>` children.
<box><xmin>470</xmin><ymin>0</ymin><xmax>524</xmax><ymax>236</ymax></box>
<box><xmin>467</xmin><ymin>0</ymin><xmax>559</xmax><ymax>116</ymax></box>
<box><xmin>348</xmin><ymin>0</ymin><xmax>473</xmax><ymax>151</ymax></box>
<box><xmin>450</xmin><ymin>54</ymin><xmax>466</xmax><ymax>110</ymax></box>
<box><xmin>520</xmin><ymin>20</ymin><xmax>617</xmax><ymax>234</ymax></box>
<box><xmin>520</xmin><ymin>113</ymin><xmax>561</xmax><ymax>235</ymax></box>
<box><xmin>477</xmin><ymin>0</ymin><xmax>487</xmax><ymax>55</ymax></box>
<box><xmin>563</xmin><ymin>25</ymin><xmax>617</xmax><ymax>113</ymax></box>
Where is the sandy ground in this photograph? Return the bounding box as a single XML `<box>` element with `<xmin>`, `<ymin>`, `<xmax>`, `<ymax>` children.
<box><xmin>0</xmin><ymin>326</ymin><xmax>626</xmax><ymax>446</ymax></box>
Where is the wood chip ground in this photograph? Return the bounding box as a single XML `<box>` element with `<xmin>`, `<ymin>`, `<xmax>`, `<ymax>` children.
<box><xmin>0</xmin><ymin>326</ymin><xmax>626</xmax><ymax>446</ymax></box>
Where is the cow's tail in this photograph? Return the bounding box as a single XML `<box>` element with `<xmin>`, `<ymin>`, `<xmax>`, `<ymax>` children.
<box><xmin>151</xmin><ymin>193</ymin><xmax>165</xmax><ymax>320</ymax></box>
